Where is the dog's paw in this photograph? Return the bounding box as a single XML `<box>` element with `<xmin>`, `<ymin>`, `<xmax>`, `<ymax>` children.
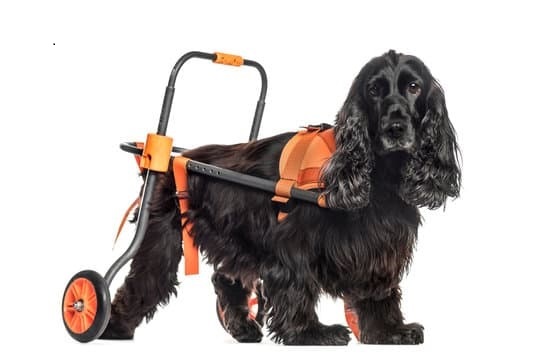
<box><xmin>98</xmin><ymin>320</ymin><xmax>134</xmax><ymax>340</ymax></box>
<box><xmin>363</xmin><ymin>323</ymin><xmax>424</xmax><ymax>345</ymax></box>
<box><xmin>282</xmin><ymin>324</ymin><xmax>351</xmax><ymax>345</ymax></box>
<box><xmin>227</xmin><ymin>318</ymin><xmax>263</xmax><ymax>343</ymax></box>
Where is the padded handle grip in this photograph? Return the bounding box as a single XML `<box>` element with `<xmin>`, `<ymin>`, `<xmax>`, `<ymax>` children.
<box><xmin>213</xmin><ymin>52</ymin><xmax>244</xmax><ymax>66</ymax></box>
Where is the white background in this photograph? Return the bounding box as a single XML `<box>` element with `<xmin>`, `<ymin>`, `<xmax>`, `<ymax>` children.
<box><xmin>1</xmin><ymin>0</ymin><xmax>549</xmax><ymax>358</ymax></box>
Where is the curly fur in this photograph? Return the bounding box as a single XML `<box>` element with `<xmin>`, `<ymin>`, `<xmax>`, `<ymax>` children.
<box><xmin>100</xmin><ymin>50</ymin><xmax>461</xmax><ymax>345</ymax></box>
<box><xmin>399</xmin><ymin>81</ymin><xmax>461</xmax><ymax>208</ymax></box>
<box><xmin>322</xmin><ymin>102</ymin><xmax>373</xmax><ymax>210</ymax></box>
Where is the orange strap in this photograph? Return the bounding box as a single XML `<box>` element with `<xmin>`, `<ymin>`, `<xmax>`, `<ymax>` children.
<box><xmin>113</xmin><ymin>196</ymin><xmax>140</xmax><ymax>246</ymax></box>
<box><xmin>277</xmin><ymin>211</ymin><xmax>289</xmax><ymax>222</ymax></box>
<box><xmin>272</xmin><ymin>130</ymin><xmax>319</xmax><ymax>202</ymax></box>
<box><xmin>317</xmin><ymin>194</ymin><xmax>327</xmax><ymax>208</ymax></box>
<box><xmin>344</xmin><ymin>300</ymin><xmax>361</xmax><ymax>341</ymax></box>
<box><xmin>172</xmin><ymin>157</ymin><xmax>199</xmax><ymax>275</ymax></box>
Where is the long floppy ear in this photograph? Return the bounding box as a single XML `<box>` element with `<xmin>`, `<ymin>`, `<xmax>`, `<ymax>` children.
<box><xmin>321</xmin><ymin>100</ymin><xmax>373</xmax><ymax>210</ymax></box>
<box><xmin>400</xmin><ymin>79</ymin><xmax>461</xmax><ymax>209</ymax></box>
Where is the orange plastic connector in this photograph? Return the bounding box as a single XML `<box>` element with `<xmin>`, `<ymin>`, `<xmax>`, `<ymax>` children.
<box><xmin>214</xmin><ymin>52</ymin><xmax>244</xmax><ymax>66</ymax></box>
<box><xmin>63</xmin><ymin>278</ymin><xmax>98</xmax><ymax>334</ymax></box>
<box><xmin>140</xmin><ymin>134</ymin><xmax>173</xmax><ymax>172</ymax></box>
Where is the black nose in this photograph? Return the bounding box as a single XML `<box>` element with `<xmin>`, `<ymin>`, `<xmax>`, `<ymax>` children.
<box><xmin>386</xmin><ymin>122</ymin><xmax>405</xmax><ymax>139</ymax></box>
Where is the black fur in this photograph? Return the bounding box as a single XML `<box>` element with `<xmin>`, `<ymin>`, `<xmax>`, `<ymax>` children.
<box><xmin>100</xmin><ymin>50</ymin><xmax>461</xmax><ymax>345</ymax></box>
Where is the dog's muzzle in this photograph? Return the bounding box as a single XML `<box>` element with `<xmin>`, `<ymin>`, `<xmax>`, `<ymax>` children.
<box><xmin>380</xmin><ymin>103</ymin><xmax>415</xmax><ymax>152</ymax></box>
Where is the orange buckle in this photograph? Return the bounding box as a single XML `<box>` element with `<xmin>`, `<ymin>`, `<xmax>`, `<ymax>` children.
<box><xmin>140</xmin><ymin>134</ymin><xmax>173</xmax><ymax>172</ymax></box>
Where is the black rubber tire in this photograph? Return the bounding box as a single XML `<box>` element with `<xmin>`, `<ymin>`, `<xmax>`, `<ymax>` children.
<box><xmin>62</xmin><ymin>270</ymin><xmax>111</xmax><ymax>343</ymax></box>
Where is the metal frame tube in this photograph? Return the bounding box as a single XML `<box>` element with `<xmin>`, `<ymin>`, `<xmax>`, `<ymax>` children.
<box><xmin>119</xmin><ymin>142</ymin><xmax>323</xmax><ymax>206</ymax></box>
<box><xmin>104</xmin><ymin>172</ymin><xmax>157</xmax><ymax>286</ymax></box>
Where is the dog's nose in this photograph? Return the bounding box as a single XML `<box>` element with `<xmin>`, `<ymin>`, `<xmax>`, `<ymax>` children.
<box><xmin>388</xmin><ymin>106</ymin><xmax>406</xmax><ymax>119</ymax></box>
<box><xmin>386</xmin><ymin>122</ymin><xmax>406</xmax><ymax>139</ymax></box>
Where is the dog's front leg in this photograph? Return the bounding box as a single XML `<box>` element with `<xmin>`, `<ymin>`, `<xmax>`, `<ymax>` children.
<box><xmin>262</xmin><ymin>259</ymin><xmax>350</xmax><ymax>345</ymax></box>
<box><xmin>351</xmin><ymin>287</ymin><xmax>424</xmax><ymax>344</ymax></box>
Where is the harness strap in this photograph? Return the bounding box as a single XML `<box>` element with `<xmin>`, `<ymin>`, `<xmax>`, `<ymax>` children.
<box><xmin>173</xmin><ymin>157</ymin><xmax>199</xmax><ymax>275</ymax></box>
<box><xmin>113</xmin><ymin>197</ymin><xmax>140</xmax><ymax>246</ymax></box>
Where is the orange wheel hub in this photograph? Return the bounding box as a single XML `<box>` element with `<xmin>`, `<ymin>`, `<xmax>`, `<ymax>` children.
<box><xmin>63</xmin><ymin>278</ymin><xmax>98</xmax><ymax>334</ymax></box>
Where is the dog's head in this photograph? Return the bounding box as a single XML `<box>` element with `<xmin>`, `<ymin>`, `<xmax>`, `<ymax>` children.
<box><xmin>322</xmin><ymin>50</ymin><xmax>461</xmax><ymax>210</ymax></box>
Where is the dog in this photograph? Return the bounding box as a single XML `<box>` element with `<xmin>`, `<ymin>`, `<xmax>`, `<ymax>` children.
<box><xmin>100</xmin><ymin>50</ymin><xmax>461</xmax><ymax>345</ymax></box>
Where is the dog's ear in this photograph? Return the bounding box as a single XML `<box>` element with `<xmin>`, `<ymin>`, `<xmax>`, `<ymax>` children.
<box><xmin>321</xmin><ymin>99</ymin><xmax>373</xmax><ymax>210</ymax></box>
<box><xmin>400</xmin><ymin>79</ymin><xmax>461</xmax><ymax>209</ymax></box>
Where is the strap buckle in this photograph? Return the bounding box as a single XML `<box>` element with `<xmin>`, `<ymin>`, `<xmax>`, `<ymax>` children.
<box><xmin>301</xmin><ymin>123</ymin><xmax>332</xmax><ymax>132</ymax></box>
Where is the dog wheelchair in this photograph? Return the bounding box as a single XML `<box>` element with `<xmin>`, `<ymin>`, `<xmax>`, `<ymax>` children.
<box><xmin>61</xmin><ymin>51</ymin><xmax>360</xmax><ymax>343</ymax></box>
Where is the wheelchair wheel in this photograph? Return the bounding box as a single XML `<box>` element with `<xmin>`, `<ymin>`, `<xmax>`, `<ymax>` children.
<box><xmin>62</xmin><ymin>270</ymin><xmax>111</xmax><ymax>343</ymax></box>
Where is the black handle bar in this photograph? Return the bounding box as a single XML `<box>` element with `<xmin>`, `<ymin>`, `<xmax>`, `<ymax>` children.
<box><xmin>156</xmin><ymin>51</ymin><xmax>268</xmax><ymax>141</ymax></box>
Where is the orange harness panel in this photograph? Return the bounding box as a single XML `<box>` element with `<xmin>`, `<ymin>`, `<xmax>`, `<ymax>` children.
<box><xmin>273</xmin><ymin>126</ymin><xmax>336</xmax><ymax>220</ymax></box>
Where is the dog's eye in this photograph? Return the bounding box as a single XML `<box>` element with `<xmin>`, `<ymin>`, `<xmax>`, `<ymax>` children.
<box><xmin>408</xmin><ymin>82</ymin><xmax>421</xmax><ymax>95</ymax></box>
<box><xmin>368</xmin><ymin>84</ymin><xmax>380</xmax><ymax>97</ymax></box>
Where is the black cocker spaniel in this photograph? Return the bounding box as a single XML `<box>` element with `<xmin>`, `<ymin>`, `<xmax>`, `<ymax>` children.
<box><xmin>100</xmin><ymin>50</ymin><xmax>461</xmax><ymax>345</ymax></box>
